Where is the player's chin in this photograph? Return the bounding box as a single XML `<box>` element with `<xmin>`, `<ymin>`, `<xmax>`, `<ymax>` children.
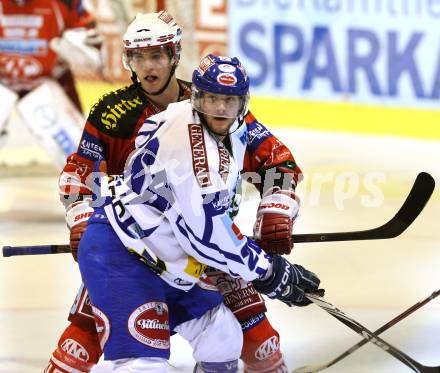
<box><xmin>213</xmin><ymin>117</ymin><xmax>232</xmax><ymax>129</ymax></box>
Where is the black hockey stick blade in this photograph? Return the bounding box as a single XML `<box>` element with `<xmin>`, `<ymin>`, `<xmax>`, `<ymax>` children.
<box><xmin>2</xmin><ymin>244</ymin><xmax>71</xmax><ymax>257</ymax></box>
<box><xmin>293</xmin><ymin>289</ymin><xmax>440</xmax><ymax>373</ymax></box>
<box><xmin>293</xmin><ymin>172</ymin><xmax>435</xmax><ymax>243</ymax></box>
<box><xmin>2</xmin><ymin>173</ymin><xmax>435</xmax><ymax>255</ymax></box>
<box><xmin>306</xmin><ymin>293</ymin><xmax>440</xmax><ymax>373</ymax></box>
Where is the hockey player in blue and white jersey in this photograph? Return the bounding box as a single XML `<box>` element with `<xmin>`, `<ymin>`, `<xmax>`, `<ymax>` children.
<box><xmin>77</xmin><ymin>55</ymin><xmax>322</xmax><ymax>373</ymax></box>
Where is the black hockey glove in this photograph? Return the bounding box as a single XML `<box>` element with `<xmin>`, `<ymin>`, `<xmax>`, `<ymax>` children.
<box><xmin>252</xmin><ymin>254</ymin><xmax>322</xmax><ymax>307</ymax></box>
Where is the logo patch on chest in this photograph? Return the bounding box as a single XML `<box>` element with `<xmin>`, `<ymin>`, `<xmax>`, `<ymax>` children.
<box><xmin>188</xmin><ymin>124</ymin><xmax>211</xmax><ymax>187</ymax></box>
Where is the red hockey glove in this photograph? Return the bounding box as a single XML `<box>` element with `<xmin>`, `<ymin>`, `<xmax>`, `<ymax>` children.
<box><xmin>66</xmin><ymin>200</ymin><xmax>94</xmax><ymax>262</ymax></box>
<box><xmin>253</xmin><ymin>188</ymin><xmax>300</xmax><ymax>255</ymax></box>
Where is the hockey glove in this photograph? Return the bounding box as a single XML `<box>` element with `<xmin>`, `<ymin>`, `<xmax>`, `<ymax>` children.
<box><xmin>252</xmin><ymin>255</ymin><xmax>322</xmax><ymax>307</ymax></box>
<box><xmin>253</xmin><ymin>188</ymin><xmax>300</xmax><ymax>255</ymax></box>
<box><xmin>66</xmin><ymin>199</ymin><xmax>94</xmax><ymax>261</ymax></box>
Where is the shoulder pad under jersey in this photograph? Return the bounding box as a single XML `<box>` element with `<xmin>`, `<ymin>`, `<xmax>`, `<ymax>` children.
<box><xmin>87</xmin><ymin>84</ymin><xmax>148</xmax><ymax>139</ymax></box>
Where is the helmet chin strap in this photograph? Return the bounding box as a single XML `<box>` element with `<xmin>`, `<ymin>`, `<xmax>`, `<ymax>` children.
<box><xmin>197</xmin><ymin>112</ymin><xmax>244</xmax><ymax>139</ymax></box>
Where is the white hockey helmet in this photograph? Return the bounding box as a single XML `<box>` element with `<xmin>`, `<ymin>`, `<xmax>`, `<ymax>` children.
<box><xmin>122</xmin><ymin>10</ymin><xmax>182</xmax><ymax>69</ymax></box>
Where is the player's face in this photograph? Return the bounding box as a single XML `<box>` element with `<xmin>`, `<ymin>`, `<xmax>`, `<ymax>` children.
<box><xmin>127</xmin><ymin>46</ymin><xmax>173</xmax><ymax>93</ymax></box>
<box><xmin>199</xmin><ymin>93</ymin><xmax>242</xmax><ymax>136</ymax></box>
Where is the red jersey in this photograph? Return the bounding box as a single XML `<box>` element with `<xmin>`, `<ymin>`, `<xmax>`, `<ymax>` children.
<box><xmin>0</xmin><ymin>0</ymin><xmax>94</xmax><ymax>92</ymax></box>
<box><xmin>59</xmin><ymin>81</ymin><xmax>302</xmax><ymax>204</ymax></box>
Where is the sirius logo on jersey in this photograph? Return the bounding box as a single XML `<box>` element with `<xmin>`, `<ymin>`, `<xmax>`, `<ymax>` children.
<box><xmin>100</xmin><ymin>97</ymin><xmax>143</xmax><ymax>131</ymax></box>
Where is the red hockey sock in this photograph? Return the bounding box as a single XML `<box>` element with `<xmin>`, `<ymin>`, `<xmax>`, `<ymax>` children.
<box><xmin>241</xmin><ymin>315</ymin><xmax>288</xmax><ymax>373</ymax></box>
<box><xmin>44</xmin><ymin>322</ymin><xmax>102</xmax><ymax>373</ymax></box>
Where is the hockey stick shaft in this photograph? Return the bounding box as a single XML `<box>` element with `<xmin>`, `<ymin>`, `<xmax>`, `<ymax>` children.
<box><xmin>306</xmin><ymin>294</ymin><xmax>440</xmax><ymax>373</ymax></box>
<box><xmin>2</xmin><ymin>172</ymin><xmax>435</xmax><ymax>257</ymax></box>
<box><xmin>293</xmin><ymin>289</ymin><xmax>440</xmax><ymax>373</ymax></box>
<box><xmin>293</xmin><ymin>172</ymin><xmax>434</xmax><ymax>243</ymax></box>
<box><xmin>2</xmin><ymin>244</ymin><xmax>71</xmax><ymax>257</ymax></box>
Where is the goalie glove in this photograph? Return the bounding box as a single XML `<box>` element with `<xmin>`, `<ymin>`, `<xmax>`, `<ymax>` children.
<box><xmin>253</xmin><ymin>188</ymin><xmax>300</xmax><ymax>255</ymax></box>
<box><xmin>252</xmin><ymin>255</ymin><xmax>322</xmax><ymax>307</ymax></box>
<box><xmin>66</xmin><ymin>199</ymin><xmax>94</xmax><ymax>262</ymax></box>
<box><xmin>50</xmin><ymin>29</ymin><xmax>104</xmax><ymax>78</ymax></box>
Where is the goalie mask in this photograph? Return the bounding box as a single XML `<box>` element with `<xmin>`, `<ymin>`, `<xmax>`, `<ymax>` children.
<box><xmin>191</xmin><ymin>55</ymin><xmax>250</xmax><ymax>121</ymax></box>
<box><xmin>122</xmin><ymin>11</ymin><xmax>182</xmax><ymax>95</ymax></box>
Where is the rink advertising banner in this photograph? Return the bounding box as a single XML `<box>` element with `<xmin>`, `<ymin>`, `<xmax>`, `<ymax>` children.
<box><xmin>229</xmin><ymin>0</ymin><xmax>440</xmax><ymax>110</ymax></box>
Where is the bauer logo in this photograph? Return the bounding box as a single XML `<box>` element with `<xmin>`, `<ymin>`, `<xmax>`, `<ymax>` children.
<box><xmin>128</xmin><ymin>302</ymin><xmax>170</xmax><ymax>349</ymax></box>
<box><xmin>188</xmin><ymin>124</ymin><xmax>211</xmax><ymax>187</ymax></box>
<box><xmin>255</xmin><ymin>336</ymin><xmax>280</xmax><ymax>360</ymax></box>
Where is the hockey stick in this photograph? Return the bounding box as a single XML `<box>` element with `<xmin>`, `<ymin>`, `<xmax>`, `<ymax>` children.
<box><xmin>293</xmin><ymin>289</ymin><xmax>440</xmax><ymax>373</ymax></box>
<box><xmin>2</xmin><ymin>172</ymin><xmax>435</xmax><ymax>257</ymax></box>
<box><xmin>304</xmin><ymin>293</ymin><xmax>440</xmax><ymax>373</ymax></box>
<box><xmin>294</xmin><ymin>171</ymin><xmax>434</xmax><ymax>243</ymax></box>
<box><xmin>2</xmin><ymin>244</ymin><xmax>71</xmax><ymax>257</ymax></box>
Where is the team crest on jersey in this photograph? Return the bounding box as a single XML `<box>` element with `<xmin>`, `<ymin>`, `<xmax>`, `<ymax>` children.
<box><xmin>92</xmin><ymin>306</ymin><xmax>111</xmax><ymax>350</ymax></box>
<box><xmin>128</xmin><ymin>302</ymin><xmax>170</xmax><ymax>349</ymax></box>
<box><xmin>188</xmin><ymin>124</ymin><xmax>211</xmax><ymax>187</ymax></box>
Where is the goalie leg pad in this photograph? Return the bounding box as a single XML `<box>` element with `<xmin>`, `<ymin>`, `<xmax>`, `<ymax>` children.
<box><xmin>15</xmin><ymin>80</ymin><xmax>84</xmax><ymax>169</ymax></box>
<box><xmin>204</xmin><ymin>269</ymin><xmax>266</xmax><ymax>322</ymax></box>
<box><xmin>45</xmin><ymin>322</ymin><xmax>102</xmax><ymax>373</ymax></box>
<box><xmin>241</xmin><ymin>315</ymin><xmax>288</xmax><ymax>373</ymax></box>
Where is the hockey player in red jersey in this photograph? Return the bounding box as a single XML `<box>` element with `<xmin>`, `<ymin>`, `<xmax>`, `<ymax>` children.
<box><xmin>48</xmin><ymin>11</ymin><xmax>302</xmax><ymax>373</ymax></box>
<box><xmin>0</xmin><ymin>0</ymin><xmax>102</xmax><ymax>168</ymax></box>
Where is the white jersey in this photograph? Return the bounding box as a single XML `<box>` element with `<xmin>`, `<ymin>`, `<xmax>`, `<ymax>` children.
<box><xmin>104</xmin><ymin>100</ymin><xmax>271</xmax><ymax>290</ymax></box>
